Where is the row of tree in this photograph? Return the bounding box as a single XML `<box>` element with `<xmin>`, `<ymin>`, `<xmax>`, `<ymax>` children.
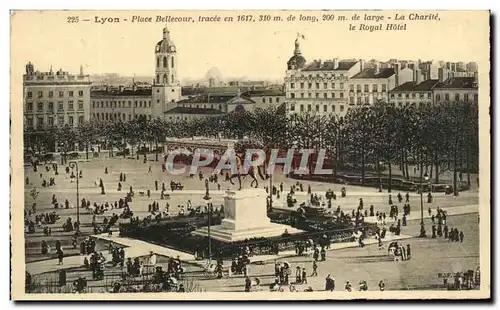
<box><xmin>24</xmin><ymin>101</ymin><xmax>478</xmax><ymax>194</ymax></box>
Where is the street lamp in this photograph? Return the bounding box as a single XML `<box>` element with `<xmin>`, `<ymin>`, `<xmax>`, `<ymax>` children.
<box><xmin>68</xmin><ymin>161</ymin><xmax>80</xmax><ymax>234</ymax></box>
<box><xmin>203</xmin><ymin>179</ymin><xmax>212</xmax><ymax>264</ymax></box>
<box><xmin>418</xmin><ymin>162</ymin><xmax>429</xmax><ymax>238</ymax></box>
<box><xmin>378</xmin><ymin>161</ymin><xmax>383</xmax><ymax>192</ymax></box>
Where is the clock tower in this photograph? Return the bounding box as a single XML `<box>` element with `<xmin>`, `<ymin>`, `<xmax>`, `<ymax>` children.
<box><xmin>152</xmin><ymin>25</ymin><xmax>181</xmax><ymax>119</ymax></box>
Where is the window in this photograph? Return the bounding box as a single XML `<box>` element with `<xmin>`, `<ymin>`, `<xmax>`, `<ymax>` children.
<box><xmin>68</xmin><ymin>101</ymin><xmax>74</xmax><ymax>110</ymax></box>
<box><xmin>332</xmin><ymin>83</ymin><xmax>336</xmax><ymax>89</ymax></box>
<box><xmin>101</xmin><ymin>102</ymin><xmax>104</xmax><ymax>108</ymax></box>
<box><xmin>323</xmin><ymin>83</ymin><xmax>327</xmax><ymax>89</ymax></box>
<box><xmin>37</xmin><ymin>91</ymin><xmax>43</xmax><ymax>98</ymax></box>
<box><xmin>323</xmin><ymin>105</ymin><xmax>327</xmax><ymax>112</ymax></box>
<box><xmin>300</xmin><ymin>83</ymin><xmax>304</xmax><ymax>89</ymax></box>
<box><xmin>48</xmin><ymin>102</ymin><xmax>54</xmax><ymax>112</ymax></box>
<box><xmin>315</xmin><ymin>105</ymin><xmax>319</xmax><ymax>112</ymax></box>
<box><xmin>316</xmin><ymin>93</ymin><xmax>319</xmax><ymax>98</ymax></box>
<box><xmin>48</xmin><ymin>91</ymin><xmax>53</xmax><ymax>98</ymax></box>
<box><xmin>128</xmin><ymin>114</ymin><xmax>132</xmax><ymax>121</ymax></box>
<box><xmin>464</xmin><ymin>93</ymin><xmax>469</xmax><ymax>101</ymax></box>
<box><xmin>269</xmin><ymin>98</ymin><xmax>273</xmax><ymax>104</ymax></box>
<box><xmin>300</xmin><ymin>104</ymin><xmax>304</xmax><ymax>112</ymax></box>
<box><xmin>262</xmin><ymin>98</ymin><xmax>266</xmax><ymax>103</ymax></box>
<box><xmin>382</xmin><ymin>84</ymin><xmax>387</xmax><ymax>92</ymax></box>
<box><xmin>373</xmin><ymin>84</ymin><xmax>378</xmax><ymax>92</ymax></box>
<box><xmin>427</xmin><ymin>93</ymin><xmax>431</xmax><ymax>99</ymax></box>
<box><xmin>444</xmin><ymin>93</ymin><xmax>450</xmax><ymax>101</ymax></box>
<box><xmin>474</xmin><ymin>94</ymin><xmax>478</xmax><ymax>102</ymax></box>
<box><xmin>332</xmin><ymin>105</ymin><xmax>336</xmax><ymax>112</ymax></box>
<box><xmin>58</xmin><ymin>102</ymin><xmax>64</xmax><ymax>111</ymax></box>
<box><xmin>365</xmin><ymin>96</ymin><xmax>369</xmax><ymax>104</ymax></box>
<box><xmin>48</xmin><ymin>117</ymin><xmax>54</xmax><ymax>126</ymax></box>
<box><xmin>276</xmin><ymin>98</ymin><xmax>280</xmax><ymax>103</ymax></box>
<box><xmin>419</xmin><ymin>93</ymin><xmax>424</xmax><ymax>98</ymax></box>
<box><xmin>455</xmin><ymin>93</ymin><xmax>460</xmax><ymax>101</ymax></box>
<box><xmin>405</xmin><ymin>93</ymin><xmax>410</xmax><ymax>98</ymax></box>
<box><xmin>356</xmin><ymin>85</ymin><xmax>362</xmax><ymax>92</ymax></box>
<box><xmin>78</xmin><ymin>116</ymin><xmax>84</xmax><ymax>125</ymax></box>
<box><xmin>300</xmin><ymin>93</ymin><xmax>304</xmax><ymax>98</ymax></box>
<box><xmin>37</xmin><ymin>102</ymin><xmax>43</xmax><ymax>111</ymax></box>
<box><xmin>390</xmin><ymin>94</ymin><xmax>395</xmax><ymax>98</ymax></box>
<box><xmin>324</xmin><ymin>93</ymin><xmax>328</xmax><ymax>98</ymax></box>
<box><xmin>69</xmin><ymin>116</ymin><xmax>74</xmax><ymax>125</ymax></box>
<box><xmin>58</xmin><ymin>91</ymin><xmax>64</xmax><ymax>97</ymax></box>
<box><xmin>26</xmin><ymin>102</ymin><xmax>33</xmax><ymax>111</ymax></box>
<box><xmin>290</xmin><ymin>83</ymin><xmax>295</xmax><ymax>89</ymax></box>
<box><xmin>163</xmin><ymin>56</ymin><xmax>167</xmax><ymax>68</ymax></box>
<box><xmin>340</xmin><ymin>83</ymin><xmax>344</xmax><ymax>89</ymax></box>
<box><xmin>332</xmin><ymin>93</ymin><xmax>336</xmax><ymax>98</ymax></box>
<box><xmin>78</xmin><ymin>90</ymin><xmax>83</xmax><ymax>97</ymax></box>
<box><xmin>364</xmin><ymin>84</ymin><xmax>369</xmax><ymax>92</ymax></box>
<box><xmin>27</xmin><ymin>91</ymin><xmax>32</xmax><ymax>98</ymax></box>
<box><xmin>357</xmin><ymin>97</ymin><xmax>361</xmax><ymax>105</ymax></box>
<box><xmin>148</xmin><ymin>101</ymin><xmax>151</xmax><ymax>107</ymax></box>
<box><xmin>291</xmin><ymin>93</ymin><xmax>295</xmax><ymax>99</ymax></box>
<box><xmin>340</xmin><ymin>105</ymin><xmax>344</xmax><ymax>112</ymax></box>
<box><xmin>219</xmin><ymin>104</ymin><xmax>222</xmax><ymax>110</ymax></box>
<box><xmin>128</xmin><ymin>101</ymin><xmax>131</xmax><ymax>107</ymax></box>
<box><xmin>308</xmin><ymin>93</ymin><xmax>312</xmax><ymax>98</ymax></box>
<box><xmin>316</xmin><ymin>83</ymin><xmax>320</xmax><ymax>89</ymax></box>
<box><xmin>68</xmin><ymin>91</ymin><xmax>74</xmax><ymax>97</ymax></box>
<box><xmin>340</xmin><ymin>93</ymin><xmax>344</xmax><ymax>98</ymax></box>
<box><xmin>37</xmin><ymin>117</ymin><xmax>43</xmax><ymax>127</ymax></box>
<box><xmin>350</xmin><ymin>97</ymin><xmax>355</xmax><ymax>105</ymax></box>
<box><xmin>307</xmin><ymin>104</ymin><xmax>312</xmax><ymax>111</ymax></box>
<box><xmin>436</xmin><ymin>94</ymin><xmax>441</xmax><ymax>101</ymax></box>
<box><xmin>308</xmin><ymin>83</ymin><xmax>312</xmax><ymax>89</ymax></box>
<box><xmin>135</xmin><ymin>101</ymin><xmax>137</xmax><ymax>107</ymax></box>
<box><xmin>171</xmin><ymin>57</ymin><xmax>174</xmax><ymax>68</ymax></box>
<box><xmin>398</xmin><ymin>94</ymin><xmax>402</xmax><ymax>98</ymax></box>
<box><xmin>26</xmin><ymin>118</ymin><xmax>33</xmax><ymax>127</ymax></box>
<box><xmin>290</xmin><ymin>104</ymin><xmax>295</xmax><ymax>111</ymax></box>
<box><xmin>412</xmin><ymin>93</ymin><xmax>416</xmax><ymax>98</ymax></box>
<box><xmin>78</xmin><ymin>102</ymin><xmax>83</xmax><ymax>110</ymax></box>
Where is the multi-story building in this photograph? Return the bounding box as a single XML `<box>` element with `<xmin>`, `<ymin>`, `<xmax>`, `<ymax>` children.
<box><xmin>284</xmin><ymin>38</ymin><xmax>361</xmax><ymax>117</ymax></box>
<box><xmin>90</xmin><ymin>86</ymin><xmax>153</xmax><ymax>123</ymax></box>
<box><xmin>23</xmin><ymin>62</ymin><xmax>92</xmax><ymax>130</ymax></box>
<box><xmin>433</xmin><ymin>76</ymin><xmax>478</xmax><ymax>104</ymax></box>
<box><xmin>348</xmin><ymin>62</ymin><xmax>420</xmax><ymax>106</ymax></box>
<box><xmin>389</xmin><ymin>79</ymin><xmax>439</xmax><ymax>108</ymax></box>
<box><xmin>240</xmin><ymin>88</ymin><xmax>285</xmax><ymax>110</ymax></box>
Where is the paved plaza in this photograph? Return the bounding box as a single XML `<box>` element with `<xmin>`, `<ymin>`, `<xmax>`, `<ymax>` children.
<box><xmin>24</xmin><ymin>153</ymin><xmax>480</xmax><ymax>292</ymax></box>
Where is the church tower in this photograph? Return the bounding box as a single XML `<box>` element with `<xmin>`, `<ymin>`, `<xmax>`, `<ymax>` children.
<box><xmin>152</xmin><ymin>25</ymin><xmax>181</xmax><ymax>119</ymax></box>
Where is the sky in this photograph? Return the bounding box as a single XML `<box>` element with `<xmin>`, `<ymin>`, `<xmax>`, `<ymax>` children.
<box><xmin>11</xmin><ymin>10</ymin><xmax>488</xmax><ymax>81</ymax></box>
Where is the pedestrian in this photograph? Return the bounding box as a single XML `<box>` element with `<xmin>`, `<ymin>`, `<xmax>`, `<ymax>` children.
<box><xmin>345</xmin><ymin>281</ymin><xmax>352</xmax><ymax>292</ymax></box>
<box><xmin>57</xmin><ymin>249</ymin><xmax>64</xmax><ymax>265</ymax></box>
<box><xmin>311</xmin><ymin>260</ymin><xmax>318</xmax><ymax>276</ymax></box>
<box><xmin>405</xmin><ymin>192</ymin><xmax>410</xmax><ymax>202</ymax></box>
<box><xmin>155</xmin><ymin>180</ymin><xmax>158</xmax><ymax>191</ymax></box>
<box><xmin>301</xmin><ymin>268</ymin><xmax>307</xmax><ymax>284</ymax></box>
<box><xmin>148</xmin><ymin>165</ymin><xmax>152</xmax><ymax>173</ymax></box>
<box><xmin>459</xmin><ymin>231</ymin><xmax>464</xmax><ymax>242</ymax></box>
<box><xmin>379</xmin><ymin>280</ymin><xmax>386</xmax><ymax>291</ymax></box>
<box><xmin>320</xmin><ymin>247</ymin><xmax>326</xmax><ymax>261</ymax></box>
<box><xmin>295</xmin><ymin>266</ymin><xmax>301</xmax><ymax>284</ymax></box>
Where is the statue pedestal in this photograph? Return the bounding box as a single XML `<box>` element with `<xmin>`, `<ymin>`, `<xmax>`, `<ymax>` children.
<box><xmin>193</xmin><ymin>188</ymin><xmax>303</xmax><ymax>242</ymax></box>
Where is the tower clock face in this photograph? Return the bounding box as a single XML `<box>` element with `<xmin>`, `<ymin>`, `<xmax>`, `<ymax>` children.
<box><xmin>169</xmin><ymin>46</ymin><xmax>176</xmax><ymax>53</ymax></box>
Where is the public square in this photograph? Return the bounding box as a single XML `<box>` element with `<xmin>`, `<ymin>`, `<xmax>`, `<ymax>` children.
<box><xmin>23</xmin><ymin>151</ymin><xmax>480</xmax><ymax>293</ymax></box>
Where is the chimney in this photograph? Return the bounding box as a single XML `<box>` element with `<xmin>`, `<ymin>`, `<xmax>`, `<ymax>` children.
<box><xmin>332</xmin><ymin>58</ymin><xmax>339</xmax><ymax>70</ymax></box>
<box><xmin>374</xmin><ymin>62</ymin><xmax>380</xmax><ymax>75</ymax></box>
<box><xmin>394</xmin><ymin>63</ymin><xmax>400</xmax><ymax>87</ymax></box>
<box><xmin>415</xmin><ymin>68</ymin><xmax>422</xmax><ymax>84</ymax></box>
<box><xmin>119</xmin><ymin>85</ymin><xmax>124</xmax><ymax>92</ymax></box>
<box><xmin>359</xmin><ymin>59</ymin><xmax>365</xmax><ymax>71</ymax></box>
<box><xmin>438</xmin><ymin>67</ymin><xmax>446</xmax><ymax>83</ymax></box>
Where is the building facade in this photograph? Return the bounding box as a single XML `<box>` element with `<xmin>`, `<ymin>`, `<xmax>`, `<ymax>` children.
<box><xmin>388</xmin><ymin>79</ymin><xmax>439</xmax><ymax>108</ymax></box>
<box><xmin>90</xmin><ymin>87</ymin><xmax>153</xmax><ymax>123</ymax></box>
<box><xmin>240</xmin><ymin>89</ymin><xmax>285</xmax><ymax>110</ymax></box>
<box><xmin>433</xmin><ymin>76</ymin><xmax>478</xmax><ymax>104</ymax></box>
<box><xmin>23</xmin><ymin>62</ymin><xmax>92</xmax><ymax>130</ymax></box>
<box><xmin>284</xmin><ymin>39</ymin><xmax>362</xmax><ymax>117</ymax></box>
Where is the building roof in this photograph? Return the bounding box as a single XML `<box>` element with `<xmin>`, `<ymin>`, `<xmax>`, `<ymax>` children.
<box><xmin>177</xmin><ymin>94</ymin><xmax>237</xmax><ymax>104</ymax></box>
<box><xmin>90</xmin><ymin>89</ymin><xmax>152</xmax><ymax>97</ymax></box>
<box><xmin>164</xmin><ymin>107</ymin><xmax>224</xmax><ymax>115</ymax></box>
<box><xmin>241</xmin><ymin>89</ymin><xmax>285</xmax><ymax>97</ymax></box>
<box><xmin>391</xmin><ymin>79</ymin><xmax>439</xmax><ymax>92</ymax></box>
<box><xmin>301</xmin><ymin>60</ymin><xmax>358</xmax><ymax>72</ymax></box>
<box><xmin>434</xmin><ymin>77</ymin><xmax>478</xmax><ymax>89</ymax></box>
<box><xmin>181</xmin><ymin>86</ymin><xmax>241</xmax><ymax>96</ymax></box>
<box><xmin>351</xmin><ymin>68</ymin><xmax>395</xmax><ymax>79</ymax></box>
<box><xmin>226</xmin><ymin>96</ymin><xmax>255</xmax><ymax>105</ymax></box>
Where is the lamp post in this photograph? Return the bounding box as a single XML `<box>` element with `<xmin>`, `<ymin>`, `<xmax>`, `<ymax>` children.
<box><xmin>68</xmin><ymin>161</ymin><xmax>80</xmax><ymax>234</ymax></box>
<box><xmin>378</xmin><ymin>161</ymin><xmax>383</xmax><ymax>192</ymax></box>
<box><xmin>418</xmin><ymin>162</ymin><xmax>429</xmax><ymax>237</ymax></box>
<box><xmin>203</xmin><ymin>179</ymin><xmax>212</xmax><ymax>264</ymax></box>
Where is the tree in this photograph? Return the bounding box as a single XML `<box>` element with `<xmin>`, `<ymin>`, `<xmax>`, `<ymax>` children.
<box><xmin>54</xmin><ymin>124</ymin><xmax>77</xmax><ymax>164</ymax></box>
<box><xmin>78</xmin><ymin>120</ymin><xmax>99</xmax><ymax>160</ymax></box>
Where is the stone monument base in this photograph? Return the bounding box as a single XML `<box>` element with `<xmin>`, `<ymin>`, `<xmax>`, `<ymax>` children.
<box><xmin>192</xmin><ymin>188</ymin><xmax>304</xmax><ymax>242</ymax></box>
<box><xmin>192</xmin><ymin>223</ymin><xmax>304</xmax><ymax>243</ymax></box>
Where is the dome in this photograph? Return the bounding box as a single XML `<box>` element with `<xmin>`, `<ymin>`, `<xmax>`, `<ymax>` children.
<box><xmin>287</xmin><ymin>38</ymin><xmax>306</xmax><ymax>70</ymax></box>
<box><xmin>287</xmin><ymin>55</ymin><xmax>306</xmax><ymax>70</ymax></box>
<box><xmin>205</xmin><ymin>67</ymin><xmax>222</xmax><ymax>80</ymax></box>
<box><xmin>155</xmin><ymin>26</ymin><xmax>176</xmax><ymax>53</ymax></box>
